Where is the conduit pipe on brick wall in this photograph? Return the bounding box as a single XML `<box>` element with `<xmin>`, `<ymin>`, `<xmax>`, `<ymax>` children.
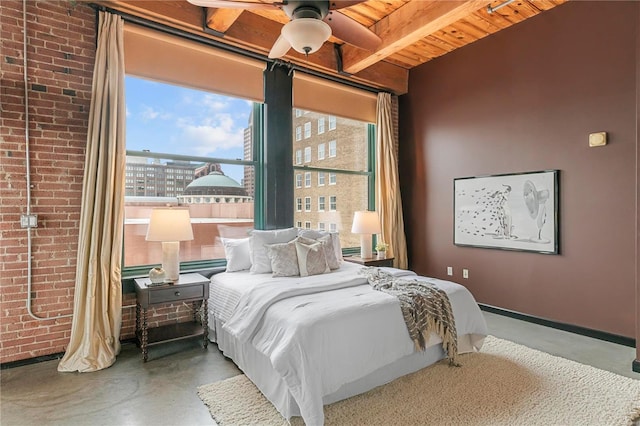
<box><xmin>22</xmin><ymin>2</ymin><xmax>135</xmax><ymax>321</ymax></box>
<box><xmin>23</xmin><ymin>0</ymin><xmax>72</xmax><ymax>321</ymax></box>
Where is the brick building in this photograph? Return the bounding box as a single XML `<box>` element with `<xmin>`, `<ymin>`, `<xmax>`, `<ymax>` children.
<box><xmin>292</xmin><ymin>109</ymin><xmax>369</xmax><ymax>249</ymax></box>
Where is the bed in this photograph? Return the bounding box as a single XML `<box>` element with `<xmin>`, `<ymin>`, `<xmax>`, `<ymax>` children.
<box><xmin>207</xmin><ymin>256</ymin><xmax>488</xmax><ymax>426</ymax></box>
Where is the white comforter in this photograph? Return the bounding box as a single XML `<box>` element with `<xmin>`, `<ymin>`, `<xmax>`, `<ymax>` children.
<box><xmin>220</xmin><ymin>264</ymin><xmax>487</xmax><ymax>426</ymax></box>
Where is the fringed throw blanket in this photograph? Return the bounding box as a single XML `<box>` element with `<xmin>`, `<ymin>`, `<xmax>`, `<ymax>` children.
<box><xmin>359</xmin><ymin>267</ymin><xmax>460</xmax><ymax>366</ymax></box>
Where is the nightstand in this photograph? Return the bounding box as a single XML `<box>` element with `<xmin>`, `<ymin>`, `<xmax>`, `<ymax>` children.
<box><xmin>134</xmin><ymin>273</ymin><xmax>210</xmax><ymax>362</ymax></box>
<box><xmin>344</xmin><ymin>256</ymin><xmax>394</xmax><ymax>267</ymax></box>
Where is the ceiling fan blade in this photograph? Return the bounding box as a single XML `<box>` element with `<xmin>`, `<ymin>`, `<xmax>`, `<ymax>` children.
<box><xmin>268</xmin><ymin>34</ymin><xmax>292</xmax><ymax>58</ymax></box>
<box><xmin>323</xmin><ymin>11</ymin><xmax>381</xmax><ymax>51</ymax></box>
<box><xmin>186</xmin><ymin>0</ymin><xmax>279</xmax><ymax>10</ymax></box>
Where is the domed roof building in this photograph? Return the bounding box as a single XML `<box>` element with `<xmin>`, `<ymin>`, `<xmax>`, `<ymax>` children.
<box><xmin>178</xmin><ymin>171</ymin><xmax>252</xmax><ymax>204</ymax></box>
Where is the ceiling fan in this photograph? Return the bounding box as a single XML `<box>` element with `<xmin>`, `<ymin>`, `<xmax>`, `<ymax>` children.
<box><xmin>186</xmin><ymin>0</ymin><xmax>381</xmax><ymax>58</ymax></box>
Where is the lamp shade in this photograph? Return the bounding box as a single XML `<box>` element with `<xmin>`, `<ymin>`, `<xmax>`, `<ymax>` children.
<box><xmin>281</xmin><ymin>18</ymin><xmax>331</xmax><ymax>55</ymax></box>
<box><xmin>145</xmin><ymin>209</ymin><xmax>194</xmax><ymax>242</ymax></box>
<box><xmin>351</xmin><ymin>211</ymin><xmax>381</xmax><ymax>234</ymax></box>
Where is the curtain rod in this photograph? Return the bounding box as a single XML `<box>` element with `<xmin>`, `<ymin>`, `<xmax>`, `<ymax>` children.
<box><xmin>89</xmin><ymin>3</ymin><xmax>381</xmax><ymax>95</ymax></box>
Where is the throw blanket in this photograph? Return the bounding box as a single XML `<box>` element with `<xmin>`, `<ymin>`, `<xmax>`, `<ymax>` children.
<box><xmin>360</xmin><ymin>267</ymin><xmax>460</xmax><ymax>366</ymax></box>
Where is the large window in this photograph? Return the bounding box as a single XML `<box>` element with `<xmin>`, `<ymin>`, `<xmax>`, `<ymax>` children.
<box><xmin>124</xmin><ymin>76</ymin><xmax>256</xmax><ymax>273</ymax></box>
<box><xmin>291</xmin><ymin>108</ymin><xmax>373</xmax><ymax>251</ymax></box>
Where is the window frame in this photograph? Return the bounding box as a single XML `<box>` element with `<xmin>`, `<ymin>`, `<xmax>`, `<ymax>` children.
<box><xmin>121</xmin><ymin>27</ymin><xmax>380</xmax><ymax>280</ymax></box>
<box><xmin>317</xmin><ymin>143</ymin><xmax>325</xmax><ymax>160</ymax></box>
<box><xmin>328</xmin><ymin>115</ymin><xmax>336</xmax><ymax>130</ymax></box>
<box><xmin>329</xmin><ymin>140</ymin><xmax>337</xmax><ymax>157</ymax></box>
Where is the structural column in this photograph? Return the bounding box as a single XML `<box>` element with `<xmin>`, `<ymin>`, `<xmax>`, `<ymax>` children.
<box><xmin>262</xmin><ymin>64</ymin><xmax>294</xmax><ymax>229</ymax></box>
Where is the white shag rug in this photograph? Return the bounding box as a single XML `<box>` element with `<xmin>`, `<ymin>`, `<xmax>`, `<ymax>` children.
<box><xmin>197</xmin><ymin>336</ymin><xmax>640</xmax><ymax>426</ymax></box>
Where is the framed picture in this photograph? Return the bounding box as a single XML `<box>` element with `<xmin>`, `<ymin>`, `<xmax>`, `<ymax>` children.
<box><xmin>454</xmin><ymin>170</ymin><xmax>559</xmax><ymax>254</ymax></box>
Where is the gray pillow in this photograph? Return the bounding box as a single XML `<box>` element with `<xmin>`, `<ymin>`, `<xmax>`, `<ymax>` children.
<box><xmin>298</xmin><ymin>229</ymin><xmax>343</xmax><ymax>264</ymax></box>
<box><xmin>298</xmin><ymin>235</ymin><xmax>339</xmax><ymax>270</ymax></box>
<box><xmin>295</xmin><ymin>239</ymin><xmax>330</xmax><ymax>277</ymax></box>
<box><xmin>266</xmin><ymin>240</ymin><xmax>299</xmax><ymax>277</ymax></box>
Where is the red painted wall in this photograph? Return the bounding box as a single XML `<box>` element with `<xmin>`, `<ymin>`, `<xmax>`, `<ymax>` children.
<box><xmin>399</xmin><ymin>1</ymin><xmax>639</xmax><ymax>338</ymax></box>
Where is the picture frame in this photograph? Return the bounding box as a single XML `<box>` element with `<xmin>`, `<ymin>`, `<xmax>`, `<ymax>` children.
<box><xmin>454</xmin><ymin>170</ymin><xmax>559</xmax><ymax>254</ymax></box>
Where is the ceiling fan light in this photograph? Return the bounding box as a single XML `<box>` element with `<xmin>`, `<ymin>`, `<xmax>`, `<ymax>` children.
<box><xmin>281</xmin><ymin>18</ymin><xmax>331</xmax><ymax>55</ymax></box>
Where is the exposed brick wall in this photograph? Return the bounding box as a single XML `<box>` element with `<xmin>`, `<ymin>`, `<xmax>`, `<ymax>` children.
<box><xmin>1</xmin><ymin>0</ymin><xmax>96</xmax><ymax>364</ymax></box>
<box><xmin>1</xmin><ymin>1</ymin><xmax>197</xmax><ymax>364</ymax></box>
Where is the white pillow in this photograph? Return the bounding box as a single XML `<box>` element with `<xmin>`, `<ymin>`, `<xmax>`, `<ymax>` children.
<box><xmin>295</xmin><ymin>239</ymin><xmax>330</xmax><ymax>277</ymax></box>
<box><xmin>266</xmin><ymin>240</ymin><xmax>299</xmax><ymax>277</ymax></box>
<box><xmin>298</xmin><ymin>229</ymin><xmax>343</xmax><ymax>263</ymax></box>
<box><xmin>249</xmin><ymin>228</ymin><xmax>299</xmax><ymax>274</ymax></box>
<box><xmin>221</xmin><ymin>237</ymin><xmax>251</xmax><ymax>272</ymax></box>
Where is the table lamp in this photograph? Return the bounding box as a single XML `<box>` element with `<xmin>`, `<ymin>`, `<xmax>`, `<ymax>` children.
<box><xmin>145</xmin><ymin>208</ymin><xmax>194</xmax><ymax>282</ymax></box>
<box><xmin>351</xmin><ymin>211</ymin><xmax>381</xmax><ymax>259</ymax></box>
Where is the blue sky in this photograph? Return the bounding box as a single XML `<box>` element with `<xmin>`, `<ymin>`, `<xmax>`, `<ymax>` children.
<box><xmin>125</xmin><ymin>76</ymin><xmax>253</xmax><ymax>182</ymax></box>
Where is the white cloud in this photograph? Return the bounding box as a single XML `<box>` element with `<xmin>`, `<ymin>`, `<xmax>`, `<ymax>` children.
<box><xmin>202</xmin><ymin>94</ymin><xmax>228</xmax><ymax>113</ymax></box>
<box><xmin>140</xmin><ymin>106</ymin><xmax>171</xmax><ymax>121</ymax></box>
<box><xmin>182</xmin><ymin>125</ymin><xmax>244</xmax><ymax>155</ymax></box>
<box><xmin>178</xmin><ymin>112</ymin><xmax>245</xmax><ymax>156</ymax></box>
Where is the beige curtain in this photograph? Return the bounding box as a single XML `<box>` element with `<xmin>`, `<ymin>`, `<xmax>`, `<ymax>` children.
<box><xmin>58</xmin><ymin>11</ymin><xmax>125</xmax><ymax>372</ymax></box>
<box><xmin>376</xmin><ymin>92</ymin><xmax>408</xmax><ymax>269</ymax></box>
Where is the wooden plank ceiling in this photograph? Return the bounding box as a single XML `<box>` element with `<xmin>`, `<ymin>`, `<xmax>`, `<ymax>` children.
<box><xmin>95</xmin><ymin>0</ymin><xmax>567</xmax><ymax>94</ymax></box>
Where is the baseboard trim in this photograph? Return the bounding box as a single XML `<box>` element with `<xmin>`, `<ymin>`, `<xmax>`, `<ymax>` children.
<box><xmin>633</xmin><ymin>359</ymin><xmax>640</xmax><ymax>373</ymax></box>
<box><xmin>479</xmin><ymin>304</ymin><xmax>635</xmax><ymax>348</ymax></box>
<box><xmin>1</xmin><ymin>352</ymin><xmax>65</xmax><ymax>370</ymax></box>
<box><xmin>0</xmin><ymin>338</ymin><xmax>138</xmax><ymax>370</ymax></box>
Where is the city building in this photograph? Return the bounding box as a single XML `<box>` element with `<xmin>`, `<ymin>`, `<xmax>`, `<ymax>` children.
<box><xmin>292</xmin><ymin>109</ymin><xmax>369</xmax><ymax>248</ymax></box>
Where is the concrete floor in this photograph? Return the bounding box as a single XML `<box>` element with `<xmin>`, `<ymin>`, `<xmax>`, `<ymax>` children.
<box><xmin>1</xmin><ymin>312</ymin><xmax>637</xmax><ymax>426</ymax></box>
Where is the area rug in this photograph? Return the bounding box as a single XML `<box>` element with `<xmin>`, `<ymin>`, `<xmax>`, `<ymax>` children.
<box><xmin>197</xmin><ymin>336</ymin><xmax>640</xmax><ymax>426</ymax></box>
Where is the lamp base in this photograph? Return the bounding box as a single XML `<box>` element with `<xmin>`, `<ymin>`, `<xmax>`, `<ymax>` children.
<box><xmin>360</xmin><ymin>234</ymin><xmax>373</xmax><ymax>259</ymax></box>
<box><xmin>161</xmin><ymin>241</ymin><xmax>180</xmax><ymax>282</ymax></box>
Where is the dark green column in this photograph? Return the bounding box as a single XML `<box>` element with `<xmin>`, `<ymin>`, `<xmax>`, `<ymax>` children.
<box><xmin>261</xmin><ymin>64</ymin><xmax>293</xmax><ymax>229</ymax></box>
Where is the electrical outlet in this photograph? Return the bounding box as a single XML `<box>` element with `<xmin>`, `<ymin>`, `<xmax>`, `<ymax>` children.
<box><xmin>447</xmin><ymin>266</ymin><xmax>453</xmax><ymax>276</ymax></box>
<box><xmin>20</xmin><ymin>214</ymin><xmax>38</xmax><ymax>228</ymax></box>
<box><xmin>463</xmin><ymin>269</ymin><xmax>469</xmax><ymax>279</ymax></box>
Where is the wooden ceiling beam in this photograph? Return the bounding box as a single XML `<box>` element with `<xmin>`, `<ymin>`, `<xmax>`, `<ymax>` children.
<box><xmin>206</xmin><ymin>8</ymin><xmax>244</xmax><ymax>33</ymax></box>
<box><xmin>94</xmin><ymin>1</ymin><xmax>408</xmax><ymax>94</ymax></box>
<box><xmin>341</xmin><ymin>0</ymin><xmax>493</xmax><ymax>74</ymax></box>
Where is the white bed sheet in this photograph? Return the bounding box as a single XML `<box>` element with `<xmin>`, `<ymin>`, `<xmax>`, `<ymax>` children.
<box><xmin>208</xmin><ymin>263</ymin><xmax>487</xmax><ymax>426</ymax></box>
